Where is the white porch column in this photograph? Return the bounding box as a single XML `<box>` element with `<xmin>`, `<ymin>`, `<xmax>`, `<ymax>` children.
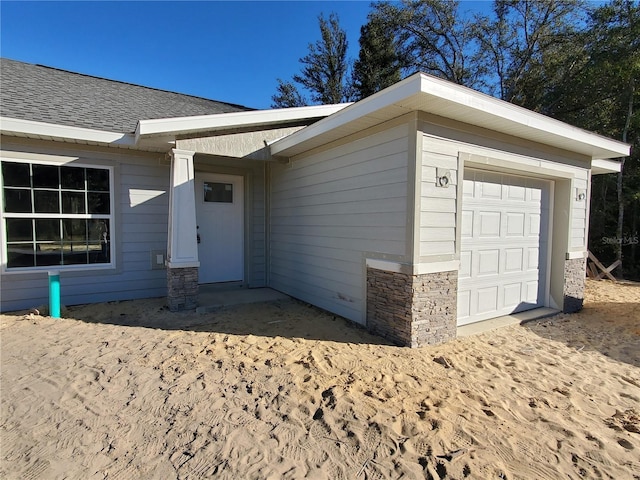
<box><xmin>166</xmin><ymin>148</ymin><xmax>199</xmax><ymax>311</ymax></box>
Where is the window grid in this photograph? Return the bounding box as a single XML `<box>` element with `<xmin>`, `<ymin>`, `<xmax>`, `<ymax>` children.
<box><xmin>1</xmin><ymin>161</ymin><xmax>113</xmax><ymax>270</ymax></box>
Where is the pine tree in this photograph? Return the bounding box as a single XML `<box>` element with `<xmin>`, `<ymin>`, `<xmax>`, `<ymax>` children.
<box><xmin>351</xmin><ymin>15</ymin><xmax>402</xmax><ymax>100</ymax></box>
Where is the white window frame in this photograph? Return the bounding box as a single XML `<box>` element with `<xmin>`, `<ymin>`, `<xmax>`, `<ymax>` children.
<box><xmin>0</xmin><ymin>157</ymin><xmax>116</xmax><ymax>274</ymax></box>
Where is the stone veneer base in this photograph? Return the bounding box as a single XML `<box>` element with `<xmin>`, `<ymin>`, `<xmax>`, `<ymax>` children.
<box><xmin>366</xmin><ymin>267</ymin><xmax>457</xmax><ymax>347</ymax></box>
<box><xmin>167</xmin><ymin>266</ymin><xmax>199</xmax><ymax>312</ymax></box>
<box><xmin>563</xmin><ymin>257</ymin><xmax>586</xmax><ymax>313</ymax></box>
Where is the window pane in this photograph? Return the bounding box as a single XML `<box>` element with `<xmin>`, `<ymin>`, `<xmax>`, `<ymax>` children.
<box><xmin>34</xmin><ymin>190</ymin><xmax>59</xmax><ymax>213</ymax></box>
<box><xmin>32</xmin><ymin>165</ymin><xmax>59</xmax><ymax>188</ymax></box>
<box><xmin>7</xmin><ymin>244</ymin><xmax>35</xmax><ymax>267</ymax></box>
<box><xmin>88</xmin><ymin>192</ymin><xmax>110</xmax><ymax>214</ymax></box>
<box><xmin>6</xmin><ymin>219</ymin><xmax>33</xmax><ymax>242</ymax></box>
<box><xmin>204</xmin><ymin>182</ymin><xmax>233</xmax><ymax>203</ymax></box>
<box><xmin>61</xmin><ymin>166</ymin><xmax>85</xmax><ymax>190</ymax></box>
<box><xmin>2</xmin><ymin>162</ymin><xmax>30</xmax><ymax>187</ymax></box>
<box><xmin>35</xmin><ymin>243</ymin><xmax>62</xmax><ymax>266</ymax></box>
<box><xmin>3</xmin><ymin>188</ymin><xmax>32</xmax><ymax>213</ymax></box>
<box><xmin>62</xmin><ymin>191</ymin><xmax>86</xmax><ymax>214</ymax></box>
<box><xmin>36</xmin><ymin>219</ymin><xmax>61</xmax><ymax>241</ymax></box>
<box><xmin>62</xmin><ymin>244</ymin><xmax>89</xmax><ymax>265</ymax></box>
<box><xmin>63</xmin><ymin>219</ymin><xmax>87</xmax><ymax>242</ymax></box>
<box><xmin>88</xmin><ymin>219</ymin><xmax>109</xmax><ymax>263</ymax></box>
<box><xmin>87</xmin><ymin>169</ymin><xmax>109</xmax><ymax>191</ymax></box>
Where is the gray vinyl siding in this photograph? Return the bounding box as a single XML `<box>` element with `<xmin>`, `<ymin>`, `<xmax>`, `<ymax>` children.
<box><xmin>1</xmin><ymin>144</ymin><xmax>170</xmax><ymax>312</ymax></box>
<box><xmin>269</xmin><ymin>124</ymin><xmax>410</xmax><ymax>324</ymax></box>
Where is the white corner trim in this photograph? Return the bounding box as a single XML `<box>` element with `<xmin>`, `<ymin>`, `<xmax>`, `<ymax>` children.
<box><xmin>365</xmin><ymin>258</ymin><xmax>412</xmax><ymax>274</ymax></box>
<box><xmin>135</xmin><ymin>104</ymin><xmax>351</xmax><ymax>140</ymax></box>
<box><xmin>415</xmin><ymin>260</ymin><xmax>460</xmax><ymax>275</ymax></box>
<box><xmin>166</xmin><ymin>261</ymin><xmax>200</xmax><ymax>269</ymax></box>
<box><xmin>592</xmin><ymin>158</ymin><xmax>622</xmax><ymax>174</ymax></box>
<box><xmin>566</xmin><ymin>251</ymin><xmax>588</xmax><ymax>260</ymax></box>
<box><xmin>365</xmin><ymin>258</ymin><xmax>460</xmax><ymax>275</ymax></box>
<box><xmin>0</xmin><ymin>116</ymin><xmax>136</xmax><ymax>146</ymax></box>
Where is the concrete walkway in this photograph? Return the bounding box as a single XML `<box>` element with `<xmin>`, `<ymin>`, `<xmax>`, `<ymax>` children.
<box><xmin>456</xmin><ymin>307</ymin><xmax>559</xmax><ymax>337</ymax></box>
<box><xmin>196</xmin><ymin>284</ymin><xmax>290</xmax><ymax>313</ymax></box>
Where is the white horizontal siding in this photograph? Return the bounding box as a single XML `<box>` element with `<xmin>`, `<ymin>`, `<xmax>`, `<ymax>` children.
<box><xmin>420</xmin><ymin>143</ymin><xmax>459</xmax><ymax>257</ymax></box>
<box><xmin>269</xmin><ymin>124</ymin><xmax>410</xmax><ymax>324</ymax></box>
<box><xmin>571</xmin><ymin>176</ymin><xmax>589</xmax><ymax>249</ymax></box>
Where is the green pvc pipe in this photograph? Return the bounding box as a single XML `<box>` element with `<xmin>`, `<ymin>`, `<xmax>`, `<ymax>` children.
<box><xmin>48</xmin><ymin>271</ymin><xmax>61</xmax><ymax>318</ymax></box>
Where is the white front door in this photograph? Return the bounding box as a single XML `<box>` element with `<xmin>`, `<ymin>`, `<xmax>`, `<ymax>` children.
<box><xmin>457</xmin><ymin>170</ymin><xmax>550</xmax><ymax>326</ymax></box>
<box><xmin>195</xmin><ymin>173</ymin><xmax>244</xmax><ymax>284</ymax></box>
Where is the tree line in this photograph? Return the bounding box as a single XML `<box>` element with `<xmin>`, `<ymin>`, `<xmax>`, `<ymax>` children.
<box><xmin>272</xmin><ymin>0</ymin><xmax>639</xmax><ymax>280</ymax></box>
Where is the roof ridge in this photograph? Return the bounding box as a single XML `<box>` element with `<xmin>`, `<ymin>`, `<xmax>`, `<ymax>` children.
<box><xmin>2</xmin><ymin>57</ymin><xmax>253</xmax><ymax>111</ymax></box>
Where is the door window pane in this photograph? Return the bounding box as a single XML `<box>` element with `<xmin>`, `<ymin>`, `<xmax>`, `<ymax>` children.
<box><xmin>204</xmin><ymin>182</ymin><xmax>233</xmax><ymax>203</ymax></box>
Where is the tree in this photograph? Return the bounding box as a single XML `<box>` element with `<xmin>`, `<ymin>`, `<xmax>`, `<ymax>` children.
<box><xmin>474</xmin><ymin>0</ymin><xmax>586</xmax><ymax>106</ymax></box>
<box><xmin>569</xmin><ymin>0</ymin><xmax>639</xmax><ymax>277</ymax></box>
<box><xmin>351</xmin><ymin>14</ymin><xmax>402</xmax><ymax>100</ymax></box>
<box><xmin>372</xmin><ymin>0</ymin><xmax>485</xmax><ymax>88</ymax></box>
<box><xmin>271</xmin><ymin>79</ymin><xmax>307</xmax><ymax>108</ymax></box>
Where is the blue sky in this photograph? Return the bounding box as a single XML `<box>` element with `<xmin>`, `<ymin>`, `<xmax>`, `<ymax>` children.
<box><xmin>0</xmin><ymin>1</ymin><xmax>496</xmax><ymax>109</ymax></box>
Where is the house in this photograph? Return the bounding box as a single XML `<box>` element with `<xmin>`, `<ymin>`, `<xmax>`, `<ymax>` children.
<box><xmin>0</xmin><ymin>58</ymin><xmax>630</xmax><ymax>347</ymax></box>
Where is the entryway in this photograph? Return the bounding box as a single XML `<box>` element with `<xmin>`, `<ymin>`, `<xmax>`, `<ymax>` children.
<box><xmin>195</xmin><ymin>173</ymin><xmax>244</xmax><ymax>284</ymax></box>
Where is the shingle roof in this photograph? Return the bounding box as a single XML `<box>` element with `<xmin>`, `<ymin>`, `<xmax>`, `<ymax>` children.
<box><xmin>0</xmin><ymin>58</ymin><xmax>253</xmax><ymax>134</ymax></box>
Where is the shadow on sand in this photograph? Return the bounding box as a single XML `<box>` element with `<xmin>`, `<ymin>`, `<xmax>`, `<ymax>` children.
<box><xmin>522</xmin><ymin>284</ymin><xmax>640</xmax><ymax>369</ymax></box>
<box><xmin>47</xmin><ymin>296</ymin><xmax>398</xmax><ymax>347</ymax></box>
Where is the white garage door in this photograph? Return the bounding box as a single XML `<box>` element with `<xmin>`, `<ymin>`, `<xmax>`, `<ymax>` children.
<box><xmin>457</xmin><ymin>170</ymin><xmax>550</xmax><ymax>326</ymax></box>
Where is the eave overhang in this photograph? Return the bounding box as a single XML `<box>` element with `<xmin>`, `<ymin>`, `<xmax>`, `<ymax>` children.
<box><xmin>135</xmin><ymin>104</ymin><xmax>351</xmax><ymax>141</ymax></box>
<box><xmin>270</xmin><ymin>73</ymin><xmax>631</xmax><ymax>163</ymax></box>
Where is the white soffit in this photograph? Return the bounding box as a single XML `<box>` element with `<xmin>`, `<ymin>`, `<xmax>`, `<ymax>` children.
<box><xmin>1</xmin><ymin>116</ymin><xmax>136</xmax><ymax>147</ymax></box>
<box><xmin>135</xmin><ymin>103</ymin><xmax>351</xmax><ymax>140</ymax></box>
<box><xmin>270</xmin><ymin>73</ymin><xmax>631</xmax><ymax>160</ymax></box>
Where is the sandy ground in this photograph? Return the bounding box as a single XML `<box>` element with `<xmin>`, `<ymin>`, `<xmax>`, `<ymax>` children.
<box><xmin>1</xmin><ymin>280</ymin><xmax>639</xmax><ymax>480</ymax></box>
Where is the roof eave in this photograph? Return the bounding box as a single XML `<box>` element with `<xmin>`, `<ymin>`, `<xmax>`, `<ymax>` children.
<box><xmin>135</xmin><ymin>103</ymin><xmax>352</xmax><ymax>142</ymax></box>
<box><xmin>0</xmin><ymin>116</ymin><xmax>136</xmax><ymax>146</ymax></box>
<box><xmin>270</xmin><ymin>73</ymin><xmax>631</xmax><ymax>160</ymax></box>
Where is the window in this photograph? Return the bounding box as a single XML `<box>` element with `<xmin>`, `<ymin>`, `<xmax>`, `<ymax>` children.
<box><xmin>1</xmin><ymin>161</ymin><xmax>113</xmax><ymax>270</ymax></box>
<box><xmin>204</xmin><ymin>182</ymin><xmax>233</xmax><ymax>203</ymax></box>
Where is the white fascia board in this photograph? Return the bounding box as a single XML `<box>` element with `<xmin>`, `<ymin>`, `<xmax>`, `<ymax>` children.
<box><xmin>0</xmin><ymin>116</ymin><xmax>136</xmax><ymax>147</ymax></box>
<box><xmin>419</xmin><ymin>74</ymin><xmax>630</xmax><ymax>159</ymax></box>
<box><xmin>591</xmin><ymin>158</ymin><xmax>622</xmax><ymax>174</ymax></box>
<box><xmin>270</xmin><ymin>73</ymin><xmax>631</xmax><ymax>160</ymax></box>
<box><xmin>135</xmin><ymin>103</ymin><xmax>351</xmax><ymax>140</ymax></box>
<box><xmin>270</xmin><ymin>74</ymin><xmax>423</xmax><ymax>155</ymax></box>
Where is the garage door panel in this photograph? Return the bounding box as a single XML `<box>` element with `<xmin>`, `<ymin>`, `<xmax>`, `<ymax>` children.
<box><xmin>505</xmin><ymin>248</ymin><xmax>524</xmax><ymax>272</ymax></box>
<box><xmin>459</xmin><ymin>251</ymin><xmax>472</xmax><ymax>278</ymax></box>
<box><xmin>506</xmin><ymin>213</ymin><xmax>525</xmax><ymax>236</ymax></box>
<box><xmin>458</xmin><ymin>170</ymin><xmax>549</xmax><ymax>326</ymax></box>
<box><xmin>478</xmin><ymin>211</ymin><xmax>501</xmax><ymax>236</ymax></box>
<box><xmin>504</xmin><ymin>282</ymin><xmax>523</xmax><ymax>307</ymax></box>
